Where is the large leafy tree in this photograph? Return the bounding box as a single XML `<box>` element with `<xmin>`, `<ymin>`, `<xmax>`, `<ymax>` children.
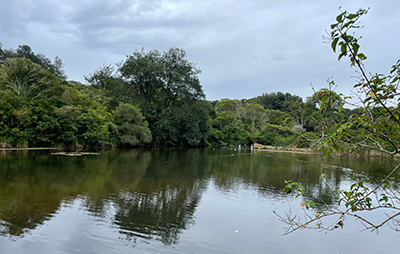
<box><xmin>0</xmin><ymin>43</ymin><xmax>67</xmax><ymax>81</ymax></box>
<box><xmin>56</xmin><ymin>82</ymin><xmax>115</xmax><ymax>148</ymax></box>
<box><xmin>119</xmin><ymin>48</ymin><xmax>204</xmax><ymax>107</ymax></box>
<box><xmin>113</xmin><ymin>103</ymin><xmax>152</xmax><ymax>147</ymax></box>
<box><xmin>243</xmin><ymin>103</ymin><xmax>268</xmax><ymax>143</ymax></box>
<box><xmin>84</xmin><ymin>64</ymin><xmax>125</xmax><ymax>108</ymax></box>
<box><xmin>0</xmin><ymin>60</ymin><xmax>121</xmax><ymax>148</ymax></box>
<box><xmin>208</xmin><ymin>99</ymin><xmax>247</xmax><ymax>146</ymax></box>
<box><xmin>250</xmin><ymin>92</ymin><xmax>305</xmax><ymax>129</ymax></box>
<box><xmin>251</xmin><ymin>92</ymin><xmax>304</xmax><ymax>112</ymax></box>
<box><xmin>0</xmin><ymin>58</ymin><xmax>64</xmax><ymax>147</ymax></box>
<box><xmin>116</xmin><ymin>48</ymin><xmax>208</xmax><ymax>146</ymax></box>
<box><xmin>0</xmin><ymin>58</ymin><xmax>63</xmax><ymax>103</ymax></box>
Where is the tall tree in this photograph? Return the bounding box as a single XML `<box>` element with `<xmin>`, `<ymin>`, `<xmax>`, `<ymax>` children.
<box><xmin>251</xmin><ymin>92</ymin><xmax>303</xmax><ymax>112</ymax></box>
<box><xmin>0</xmin><ymin>58</ymin><xmax>63</xmax><ymax>102</ymax></box>
<box><xmin>119</xmin><ymin>48</ymin><xmax>204</xmax><ymax>107</ymax></box>
<box><xmin>117</xmin><ymin>48</ymin><xmax>208</xmax><ymax>146</ymax></box>
<box><xmin>243</xmin><ymin>103</ymin><xmax>268</xmax><ymax>141</ymax></box>
<box><xmin>113</xmin><ymin>103</ymin><xmax>152</xmax><ymax>147</ymax></box>
<box><xmin>0</xmin><ymin>57</ymin><xmax>63</xmax><ymax>147</ymax></box>
<box><xmin>0</xmin><ymin>44</ymin><xmax>67</xmax><ymax>81</ymax></box>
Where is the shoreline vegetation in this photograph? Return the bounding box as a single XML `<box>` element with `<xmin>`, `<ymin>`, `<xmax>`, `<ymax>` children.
<box><xmin>0</xmin><ymin>147</ymin><xmax>63</xmax><ymax>151</ymax></box>
<box><xmin>0</xmin><ymin>44</ymin><xmax>322</xmax><ymax>151</ymax></box>
<box><xmin>0</xmin><ymin>43</ymin><xmax>398</xmax><ymax>158</ymax></box>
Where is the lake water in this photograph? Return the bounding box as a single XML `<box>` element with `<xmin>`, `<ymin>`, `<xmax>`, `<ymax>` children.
<box><xmin>0</xmin><ymin>148</ymin><xmax>399</xmax><ymax>254</ymax></box>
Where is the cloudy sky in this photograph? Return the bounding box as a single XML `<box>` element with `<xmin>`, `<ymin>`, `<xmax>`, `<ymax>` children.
<box><xmin>1</xmin><ymin>0</ymin><xmax>399</xmax><ymax>101</ymax></box>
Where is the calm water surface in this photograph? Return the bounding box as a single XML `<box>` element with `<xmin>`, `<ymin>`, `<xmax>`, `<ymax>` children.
<box><xmin>0</xmin><ymin>148</ymin><xmax>399</xmax><ymax>253</ymax></box>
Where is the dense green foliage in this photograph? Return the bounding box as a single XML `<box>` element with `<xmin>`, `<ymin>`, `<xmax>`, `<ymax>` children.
<box><xmin>0</xmin><ymin>43</ymin><xmax>67</xmax><ymax>81</ymax></box>
<box><xmin>206</xmin><ymin>98</ymin><xmax>319</xmax><ymax>147</ymax></box>
<box><xmin>113</xmin><ymin>103</ymin><xmax>152</xmax><ymax>147</ymax></box>
<box><xmin>0</xmin><ymin>44</ymin><xmax>364</xmax><ymax>150</ymax></box>
<box><xmin>0</xmin><ymin>52</ymin><xmax>151</xmax><ymax>148</ymax></box>
<box><xmin>86</xmin><ymin>48</ymin><xmax>209</xmax><ymax>147</ymax></box>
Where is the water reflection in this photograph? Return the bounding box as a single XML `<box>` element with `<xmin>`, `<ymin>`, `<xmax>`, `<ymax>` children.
<box><xmin>111</xmin><ymin>149</ymin><xmax>209</xmax><ymax>245</ymax></box>
<box><xmin>0</xmin><ymin>149</ymin><xmax>211</xmax><ymax>245</ymax></box>
<box><xmin>0</xmin><ymin>148</ymin><xmax>398</xmax><ymax>249</ymax></box>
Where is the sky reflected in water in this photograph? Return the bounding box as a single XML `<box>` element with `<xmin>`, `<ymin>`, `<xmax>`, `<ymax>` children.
<box><xmin>0</xmin><ymin>148</ymin><xmax>399</xmax><ymax>253</ymax></box>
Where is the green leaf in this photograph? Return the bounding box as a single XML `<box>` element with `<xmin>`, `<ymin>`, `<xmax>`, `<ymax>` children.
<box><xmin>333</xmin><ymin>145</ymin><xmax>342</xmax><ymax>153</ymax></box>
<box><xmin>357</xmin><ymin>53</ymin><xmax>367</xmax><ymax>60</ymax></box>
<box><xmin>347</xmin><ymin>14</ymin><xmax>358</xmax><ymax>19</ymax></box>
<box><xmin>338</xmin><ymin>52</ymin><xmax>346</xmax><ymax>61</ymax></box>
<box><xmin>331</xmin><ymin>38</ymin><xmax>339</xmax><ymax>53</ymax></box>
<box><xmin>336</xmin><ymin>13</ymin><xmax>345</xmax><ymax>23</ymax></box>
<box><xmin>383</xmin><ymin>183</ymin><xmax>389</xmax><ymax>190</ymax></box>
<box><xmin>341</xmin><ymin>43</ymin><xmax>347</xmax><ymax>54</ymax></box>
<box><xmin>322</xmin><ymin>148</ymin><xmax>331</xmax><ymax>158</ymax></box>
<box><xmin>353</xmin><ymin>43</ymin><xmax>360</xmax><ymax>56</ymax></box>
<box><xmin>321</xmin><ymin>95</ymin><xmax>329</xmax><ymax>105</ymax></box>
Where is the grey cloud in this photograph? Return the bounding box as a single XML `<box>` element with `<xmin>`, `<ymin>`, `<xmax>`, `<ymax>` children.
<box><xmin>1</xmin><ymin>0</ymin><xmax>400</xmax><ymax>101</ymax></box>
<box><xmin>0</xmin><ymin>0</ymin><xmax>63</xmax><ymax>36</ymax></box>
<box><xmin>0</xmin><ymin>1</ymin><xmax>31</xmax><ymax>35</ymax></box>
<box><xmin>64</xmin><ymin>1</ymin><xmax>209</xmax><ymax>52</ymax></box>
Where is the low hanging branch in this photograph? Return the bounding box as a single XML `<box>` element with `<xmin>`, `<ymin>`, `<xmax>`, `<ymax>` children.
<box><xmin>276</xmin><ymin>8</ymin><xmax>400</xmax><ymax>235</ymax></box>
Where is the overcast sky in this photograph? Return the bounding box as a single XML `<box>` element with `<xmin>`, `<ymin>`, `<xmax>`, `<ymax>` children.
<box><xmin>1</xmin><ymin>0</ymin><xmax>399</xmax><ymax>101</ymax></box>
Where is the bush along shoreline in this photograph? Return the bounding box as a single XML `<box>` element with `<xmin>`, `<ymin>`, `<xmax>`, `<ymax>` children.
<box><xmin>0</xmin><ymin>44</ymin><xmax>387</xmax><ymax>154</ymax></box>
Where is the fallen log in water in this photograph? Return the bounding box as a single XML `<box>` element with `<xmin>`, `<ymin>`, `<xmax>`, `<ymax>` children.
<box><xmin>51</xmin><ymin>152</ymin><xmax>99</xmax><ymax>156</ymax></box>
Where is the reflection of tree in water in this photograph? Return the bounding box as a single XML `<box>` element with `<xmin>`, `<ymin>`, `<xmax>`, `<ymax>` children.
<box><xmin>0</xmin><ymin>148</ymin><xmax>396</xmax><ymax>243</ymax></box>
<box><xmin>0</xmin><ymin>150</ymin><xmax>153</xmax><ymax>238</ymax></box>
<box><xmin>209</xmin><ymin>149</ymin><xmax>347</xmax><ymax>207</ymax></box>
<box><xmin>0</xmin><ymin>195</ymin><xmax>59</xmax><ymax>237</ymax></box>
<box><xmin>0</xmin><ymin>152</ymin><xmax>68</xmax><ymax>237</ymax></box>
<box><xmin>111</xmin><ymin>149</ymin><xmax>209</xmax><ymax>246</ymax></box>
<box><xmin>114</xmin><ymin>179</ymin><xmax>205</xmax><ymax>245</ymax></box>
<box><xmin>300</xmin><ymin>165</ymin><xmax>344</xmax><ymax>208</ymax></box>
<box><xmin>297</xmin><ymin>155</ymin><xmax>400</xmax><ymax>209</ymax></box>
<box><xmin>0</xmin><ymin>149</ymin><xmax>209</xmax><ymax>245</ymax></box>
<box><xmin>79</xmin><ymin>150</ymin><xmax>152</xmax><ymax>218</ymax></box>
<box><xmin>208</xmin><ymin>150</ymin><xmax>304</xmax><ymax>192</ymax></box>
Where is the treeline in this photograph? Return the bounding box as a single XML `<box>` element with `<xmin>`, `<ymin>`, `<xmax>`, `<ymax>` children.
<box><xmin>0</xmin><ymin>44</ymin><xmax>151</xmax><ymax>149</ymax></box>
<box><xmin>0</xmin><ymin>44</ymin><xmax>357</xmax><ymax>149</ymax></box>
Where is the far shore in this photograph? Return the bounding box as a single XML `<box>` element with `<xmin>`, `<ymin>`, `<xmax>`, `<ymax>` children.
<box><xmin>0</xmin><ymin>147</ymin><xmax>63</xmax><ymax>151</ymax></box>
<box><xmin>255</xmin><ymin>148</ymin><xmax>316</xmax><ymax>154</ymax></box>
